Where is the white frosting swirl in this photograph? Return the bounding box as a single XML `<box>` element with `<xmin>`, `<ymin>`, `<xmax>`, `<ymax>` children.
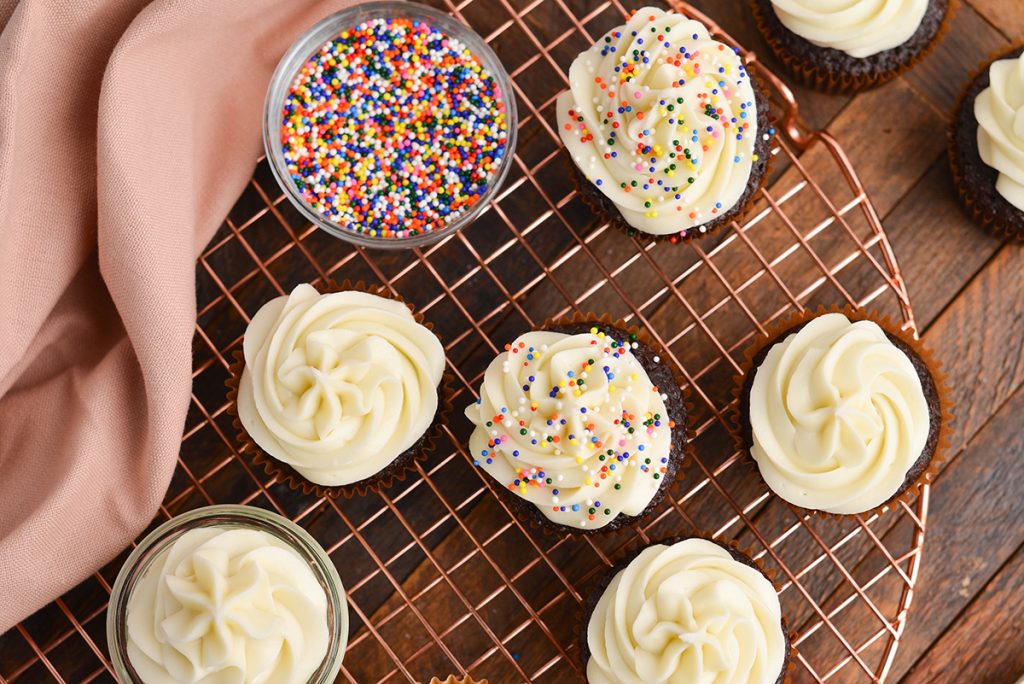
<box><xmin>556</xmin><ymin>8</ymin><xmax>760</xmax><ymax>236</ymax></box>
<box><xmin>586</xmin><ymin>538</ymin><xmax>786</xmax><ymax>684</ymax></box>
<box><xmin>770</xmin><ymin>0</ymin><xmax>929</xmax><ymax>58</ymax></box>
<box><xmin>126</xmin><ymin>528</ymin><xmax>329</xmax><ymax>684</ymax></box>
<box><xmin>749</xmin><ymin>314</ymin><xmax>930</xmax><ymax>514</ymax></box>
<box><xmin>975</xmin><ymin>51</ymin><xmax>1024</xmax><ymax>211</ymax></box>
<box><xmin>238</xmin><ymin>284</ymin><xmax>445</xmax><ymax>486</ymax></box>
<box><xmin>465</xmin><ymin>328</ymin><xmax>674</xmax><ymax>529</ymax></box>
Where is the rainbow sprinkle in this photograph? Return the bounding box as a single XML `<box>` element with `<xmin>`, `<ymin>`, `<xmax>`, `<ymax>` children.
<box><xmin>280</xmin><ymin>17</ymin><xmax>509</xmax><ymax>239</ymax></box>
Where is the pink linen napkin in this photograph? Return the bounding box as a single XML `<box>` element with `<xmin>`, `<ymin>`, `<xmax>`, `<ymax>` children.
<box><xmin>0</xmin><ymin>0</ymin><xmax>353</xmax><ymax>632</ymax></box>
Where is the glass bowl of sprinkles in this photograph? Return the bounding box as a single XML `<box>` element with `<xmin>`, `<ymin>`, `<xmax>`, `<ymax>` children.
<box><xmin>264</xmin><ymin>1</ymin><xmax>517</xmax><ymax>248</ymax></box>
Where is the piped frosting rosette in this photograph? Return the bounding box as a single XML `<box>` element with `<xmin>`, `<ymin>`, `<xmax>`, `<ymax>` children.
<box><xmin>975</xmin><ymin>50</ymin><xmax>1024</xmax><ymax>212</ymax></box>
<box><xmin>126</xmin><ymin>528</ymin><xmax>329</xmax><ymax>684</ymax></box>
<box><xmin>584</xmin><ymin>537</ymin><xmax>787</xmax><ymax>684</ymax></box>
<box><xmin>235</xmin><ymin>283</ymin><xmax>445</xmax><ymax>492</ymax></box>
<box><xmin>742</xmin><ymin>311</ymin><xmax>943</xmax><ymax>515</ymax></box>
<box><xmin>770</xmin><ymin>0</ymin><xmax>929</xmax><ymax>58</ymax></box>
<box><xmin>557</xmin><ymin>7</ymin><xmax>763</xmax><ymax>237</ymax></box>
<box><xmin>465</xmin><ymin>325</ymin><xmax>681</xmax><ymax>531</ymax></box>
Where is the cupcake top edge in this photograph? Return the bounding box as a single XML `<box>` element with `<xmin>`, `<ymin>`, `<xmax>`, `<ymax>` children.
<box><xmin>556</xmin><ymin>7</ymin><xmax>761</xmax><ymax>236</ymax></box>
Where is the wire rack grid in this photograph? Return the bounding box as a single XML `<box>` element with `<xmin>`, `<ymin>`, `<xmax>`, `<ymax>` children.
<box><xmin>0</xmin><ymin>0</ymin><xmax>931</xmax><ymax>683</ymax></box>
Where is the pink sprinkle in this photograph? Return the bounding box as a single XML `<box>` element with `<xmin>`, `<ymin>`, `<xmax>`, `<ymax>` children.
<box><xmin>633</xmin><ymin>91</ymin><xmax>642</xmax><ymax>99</ymax></box>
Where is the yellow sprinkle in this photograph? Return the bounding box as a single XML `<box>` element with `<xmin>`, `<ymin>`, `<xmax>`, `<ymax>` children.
<box><xmin>752</xmin><ymin>154</ymin><xmax>760</xmax><ymax>162</ymax></box>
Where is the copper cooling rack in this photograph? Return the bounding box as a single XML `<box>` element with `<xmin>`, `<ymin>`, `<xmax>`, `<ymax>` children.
<box><xmin>0</xmin><ymin>0</ymin><xmax>930</xmax><ymax>682</ymax></box>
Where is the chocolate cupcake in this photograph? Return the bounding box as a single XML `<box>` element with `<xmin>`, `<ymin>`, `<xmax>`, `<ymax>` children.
<box><xmin>750</xmin><ymin>0</ymin><xmax>952</xmax><ymax>92</ymax></box>
<box><xmin>949</xmin><ymin>46</ymin><xmax>1024</xmax><ymax>240</ymax></box>
<box><xmin>737</xmin><ymin>310</ymin><xmax>948</xmax><ymax>516</ymax></box>
<box><xmin>464</xmin><ymin>317</ymin><xmax>688</xmax><ymax>534</ymax></box>
<box><xmin>557</xmin><ymin>7</ymin><xmax>772</xmax><ymax>241</ymax></box>
<box><xmin>581</xmin><ymin>536</ymin><xmax>790</xmax><ymax>684</ymax></box>
<box><xmin>229</xmin><ymin>281</ymin><xmax>449</xmax><ymax>498</ymax></box>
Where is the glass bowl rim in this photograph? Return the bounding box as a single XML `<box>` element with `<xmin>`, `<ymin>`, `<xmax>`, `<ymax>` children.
<box><xmin>105</xmin><ymin>504</ymin><xmax>347</xmax><ymax>684</ymax></box>
<box><xmin>261</xmin><ymin>0</ymin><xmax>519</xmax><ymax>249</ymax></box>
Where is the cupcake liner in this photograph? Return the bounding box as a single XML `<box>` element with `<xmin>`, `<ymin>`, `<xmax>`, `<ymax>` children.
<box><xmin>473</xmin><ymin>313</ymin><xmax>695</xmax><ymax>538</ymax></box>
<box><xmin>576</xmin><ymin>533</ymin><xmax>797</xmax><ymax>683</ymax></box>
<box><xmin>731</xmin><ymin>305</ymin><xmax>953</xmax><ymax>520</ymax></box>
<box><xmin>423</xmin><ymin>676</ymin><xmax>487</xmax><ymax>684</ymax></box>
<box><xmin>749</xmin><ymin>0</ymin><xmax>956</xmax><ymax>94</ymax></box>
<box><xmin>567</xmin><ymin>70</ymin><xmax>775</xmax><ymax>244</ymax></box>
<box><xmin>948</xmin><ymin>44</ymin><xmax>1024</xmax><ymax>241</ymax></box>
<box><xmin>225</xmin><ymin>278</ymin><xmax>455</xmax><ymax>500</ymax></box>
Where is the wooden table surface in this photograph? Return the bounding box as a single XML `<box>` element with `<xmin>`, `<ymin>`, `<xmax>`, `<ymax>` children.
<box><xmin>696</xmin><ymin>0</ymin><xmax>1024</xmax><ymax>680</ymax></box>
<box><xmin>2</xmin><ymin>0</ymin><xmax>1022</xmax><ymax>683</ymax></box>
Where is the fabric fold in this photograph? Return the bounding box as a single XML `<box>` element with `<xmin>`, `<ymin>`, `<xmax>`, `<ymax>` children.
<box><xmin>0</xmin><ymin>0</ymin><xmax>353</xmax><ymax>632</ymax></box>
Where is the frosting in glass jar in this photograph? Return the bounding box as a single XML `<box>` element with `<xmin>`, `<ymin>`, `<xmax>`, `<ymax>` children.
<box><xmin>125</xmin><ymin>527</ymin><xmax>329</xmax><ymax>684</ymax></box>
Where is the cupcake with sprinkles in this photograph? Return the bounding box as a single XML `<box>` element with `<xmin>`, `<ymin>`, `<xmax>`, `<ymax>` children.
<box><xmin>750</xmin><ymin>0</ymin><xmax>952</xmax><ymax>92</ymax></box>
<box><xmin>557</xmin><ymin>7</ymin><xmax>772</xmax><ymax>241</ymax></box>
<box><xmin>464</xmin><ymin>316</ymin><xmax>689</xmax><ymax>534</ymax></box>
<box><xmin>266</xmin><ymin>3</ymin><xmax>515</xmax><ymax>246</ymax></box>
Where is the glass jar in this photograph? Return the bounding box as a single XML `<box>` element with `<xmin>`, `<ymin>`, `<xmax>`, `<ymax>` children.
<box><xmin>107</xmin><ymin>504</ymin><xmax>347</xmax><ymax>684</ymax></box>
<box><xmin>262</xmin><ymin>0</ymin><xmax>518</xmax><ymax>249</ymax></box>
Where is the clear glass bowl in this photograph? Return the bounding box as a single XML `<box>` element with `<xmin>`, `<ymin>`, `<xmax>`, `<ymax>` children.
<box><xmin>263</xmin><ymin>0</ymin><xmax>518</xmax><ymax>249</ymax></box>
<box><xmin>106</xmin><ymin>505</ymin><xmax>347</xmax><ymax>684</ymax></box>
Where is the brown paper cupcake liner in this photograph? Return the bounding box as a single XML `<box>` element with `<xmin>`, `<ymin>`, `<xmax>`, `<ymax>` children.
<box><xmin>731</xmin><ymin>305</ymin><xmax>953</xmax><ymax>521</ymax></box>
<box><xmin>948</xmin><ymin>44</ymin><xmax>1024</xmax><ymax>241</ymax></box>
<box><xmin>423</xmin><ymin>676</ymin><xmax>487</xmax><ymax>684</ymax></box>
<box><xmin>749</xmin><ymin>0</ymin><xmax>956</xmax><ymax>94</ymax></box>
<box><xmin>225</xmin><ymin>278</ymin><xmax>454</xmax><ymax>500</ymax></box>
<box><xmin>575</xmin><ymin>533</ymin><xmax>797</xmax><ymax>683</ymax></box>
<box><xmin>472</xmin><ymin>312</ymin><xmax>695</xmax><ymax>538</ymax></box>
<box><xmin>566</xmin><ymin>70</ymin><xmax>775</xmax><ymax>245</ymax></box>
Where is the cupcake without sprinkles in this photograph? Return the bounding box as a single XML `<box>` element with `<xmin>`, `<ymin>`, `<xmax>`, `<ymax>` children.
<box><xmin>557</xmin><ymin>7</ymin><xmax>772</xmax><ymax>241</ymax></box>
<box><xmin>264</xmin><ymin>2</ymin><xmax>515</xmax><ymax>247</ymax></box>
<box><xmin>751</xmin><ymin>0</ymin><xmax>951</xmax><ymax>92</ymax></box>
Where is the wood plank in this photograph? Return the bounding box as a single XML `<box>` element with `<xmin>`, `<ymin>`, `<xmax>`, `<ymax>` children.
<box><xmin>966</xmin><ymin>0</ymin><xmax>1024</xmax><ymax>43</ymax></box>
<box><xmin>902</xmin><ymin>2</ymin><xmax>1011</xmax><ymax>115</ymax></box>
<box><xmin>901</xmin><ymin>544</ymin><xmax>1024</xmax><ymax>684</ymax></box>
<box><xmin>925</xmin><ymin>245</ymin><xmax>1024</xmax><ymax>451</ymax></box>
<box><xmin>886</xmin><ymin>383</ymin><xmax>1024</xmax><ymax>681</ymax></box>
<box><xmin>874</xmin><ymin>158</ymin><xmax>1003</xmax><ymax>327</ymax></box>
